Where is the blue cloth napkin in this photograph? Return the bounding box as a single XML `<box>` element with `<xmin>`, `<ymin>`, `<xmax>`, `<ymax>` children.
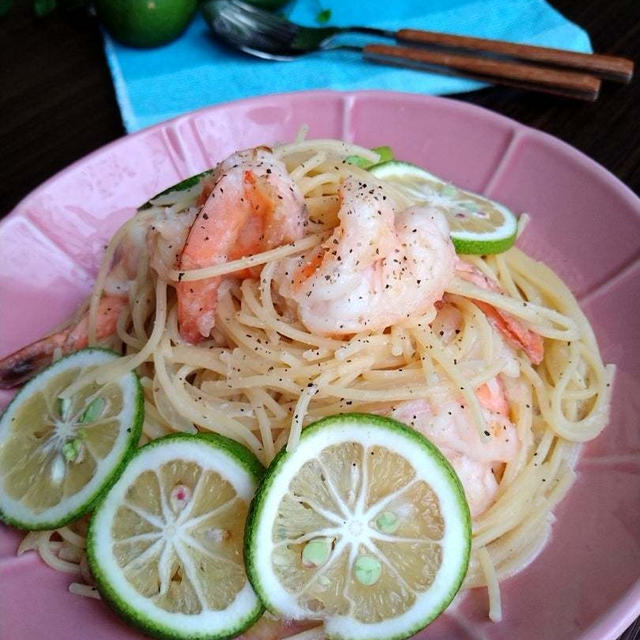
<box><xmin>103</xmin><ymin>0</ymin><xmax>592</xmax><ymax>133</ymax></box>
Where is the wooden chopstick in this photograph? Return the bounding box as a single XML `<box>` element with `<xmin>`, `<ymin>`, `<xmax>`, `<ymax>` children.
<box><xmin>395</xmin><ymin>29</ymin><xmax>634</xmax><ymax>83</ymax></box>
<box><xmin>363</xmin><ymin>44</ymin><xmax>601</xmax><ymax>101</ymax></box>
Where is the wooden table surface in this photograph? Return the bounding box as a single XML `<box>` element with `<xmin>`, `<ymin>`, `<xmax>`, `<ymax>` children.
<box><xmin>0</xmin><ymin>1</ymin><xmax>638</xmax><ymax>638</ymax></box>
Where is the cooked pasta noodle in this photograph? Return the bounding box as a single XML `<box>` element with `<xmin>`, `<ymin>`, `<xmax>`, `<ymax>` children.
<box><xmin>21</xmin><ymin>137</ymin><xmax>613</xmax><ymax>627</ymax></box>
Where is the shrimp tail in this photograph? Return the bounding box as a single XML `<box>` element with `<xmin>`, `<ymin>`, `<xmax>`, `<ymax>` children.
<box><xmin>0</xmin><ymin>294</ymin><xmax>126</xmax><ymax>389</ymax></box>
<box><xmin>0</xmin><ymin>333</ymin><xmax>67</xmax><ymax>388</ymax></box>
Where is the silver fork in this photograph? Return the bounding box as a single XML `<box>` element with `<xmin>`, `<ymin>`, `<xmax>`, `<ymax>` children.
<box><xmin>201</xmin><ymin>0</ymin><xmax>388</xmax><ymax>61</ymax></box>
<box><xmin>201</xmin><ymin>0</ymin><xmax>634</xmax><ymax>100</ymax></box>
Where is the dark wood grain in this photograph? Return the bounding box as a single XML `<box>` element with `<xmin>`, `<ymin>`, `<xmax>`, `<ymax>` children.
<box><xmin>363</xmin><ymin>43</ymin><xmax>601</xmax><ymax>100</ymax></box>
<box><xmin>396</xmin><ymin>28</ymin><xmax>634</xmax><ymax>82</ymax></box>
<box><xmin>0</xmin><ymin>0</ymin><xmax>638</xmax><ymax>636</ymax></box>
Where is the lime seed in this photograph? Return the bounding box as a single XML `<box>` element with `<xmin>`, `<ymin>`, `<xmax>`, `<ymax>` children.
<box><xmin>302</xmin><ymin>538</ymin><xmax>332</xmax><ymax>568</ymax></box>
<box><xmin>375</xmin><ymin>511</ymin><xmax>399</xmax><ymax>534</ymax></box>
<box><xmin>81</xmin><ymin>396</ymin><xmax>106</xmax><ymax>423</ymax></box>
<box><xmin>62</xmin><ymin>439</ymin><xmax>82</xmax><ymax>462</ymax></box>
<box><xmin>354</xmin><ymin>555</ymin><xmax>382</xmax><ymax>586</ymax></box>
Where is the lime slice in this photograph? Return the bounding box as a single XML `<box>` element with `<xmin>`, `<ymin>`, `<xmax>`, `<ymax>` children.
<box><xmin>88</xmin><ymin>433</ymin><xmax>264</xmax><ymax>640</ymax></box>
<box><xmin>245</xmin><ymin>414</ymin><xmax>471</xmax><ymax>640</ymax></box>
<box><xmin>0</xmin><ymin>348</ymin><xmax>142</xmax><ymax>530</ymax></box>
<box><xmin>370</xmin><ymin>160</ymin><xmax>518</xmax><ymax>255</ymax></box>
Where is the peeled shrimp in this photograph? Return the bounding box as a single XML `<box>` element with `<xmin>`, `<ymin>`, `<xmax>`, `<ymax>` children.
<box><xmin>391</xmin><ymin>376</ymin><xmax>519</xmax><ymax>517</ymax></box>
<box><xmin>455</xmin><ymin>258</ymin><xmax>544</xmax><ymax>365</ymax></box>
<box><xmin>274</xmin><ymin>176</ymin><xmax>456</xmax><ymax>335</ymax></box>
<box><xmin>177</xmin><ymin>147</ymin><xmax>307</xmax><ymax>343</ymax></box>
<box><xmin>0</xmin><ymin>208</ymin><xmax>158</xmax><ymax>389</ymax></box>
<box><xmin>0</xmin><ymin>147</ymin><xmax>306</xmax><ymax>385</ymax></box>
<box><xmin>431</xmin><ymin>298</ymin><xmax>522</xmax><ymax>378</ymax></box>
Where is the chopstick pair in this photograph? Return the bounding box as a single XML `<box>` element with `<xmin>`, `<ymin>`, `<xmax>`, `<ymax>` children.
<box><xmin>360</xmin><ymin>30</ymin><xmax>634</xmax><ymax>101</ymax></box>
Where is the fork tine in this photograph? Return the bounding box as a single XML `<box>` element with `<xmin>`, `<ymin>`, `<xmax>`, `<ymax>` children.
<box><xmin>203</xmin><ymin>0</ymin><xmax>338</xmax><ymax>59</ymax></box>
<box><xmin>229</xmin><ymin>0</ymin><xmax>299</xmax><ymax>39</ymax></box>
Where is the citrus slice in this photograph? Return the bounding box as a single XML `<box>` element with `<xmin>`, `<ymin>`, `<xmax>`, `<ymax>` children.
<box><xmin>88</xmin><ymin>433</ymin><xmax>264</xmax><ymax>640</ymax></box>
<box><xmin>370</xmin><ymin>160</ymin><xmax>518</xmax><ymax>255</ymax></box>
<box><xmin>245</xmin><ymin>414</ymin><xmax>471</xmax><ymax>640</ymax></box>
<box><xmin>0</xmin><ymin>348</ymin><xmax>142</xmax><ymax>530</ymax></box>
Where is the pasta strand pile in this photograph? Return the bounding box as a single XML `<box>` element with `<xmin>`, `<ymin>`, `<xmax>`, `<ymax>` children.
<box><xmin>23</xmin><ymin>139</ymin><xmax>613</xmax><ymax>624</ymax></box>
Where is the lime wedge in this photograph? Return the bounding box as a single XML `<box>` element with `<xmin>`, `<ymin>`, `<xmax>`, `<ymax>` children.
<box><xmin>245</xmin><ymin>414</ymin><xmax>471</xmax><ymax>640</ymax></box>
<box><xmin>0</xmin><ymin>348</ymin><xmax>142</xmax><ymax>530</ymax></box>
<box><xmin>370</xmin><ymin>160</ymin><xmax>518</xmax><ymax>255</ymax></box>
<box><xmin>88</xmin><ymin>433</ymin><xmax>264</xmax><ymax>640</ymax></box>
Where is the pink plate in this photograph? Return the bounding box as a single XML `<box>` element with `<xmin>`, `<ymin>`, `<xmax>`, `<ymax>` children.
<box><xmin>0</xmin><ymin>90</ymin><xmax>639</xmax><ymax>640</ymax></box>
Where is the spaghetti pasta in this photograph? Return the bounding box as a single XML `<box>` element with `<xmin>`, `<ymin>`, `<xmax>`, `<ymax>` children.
<box><xmin>16</xmin><ymin>137</ymin><xmax>613</xmax><ymax>626</ymax></box>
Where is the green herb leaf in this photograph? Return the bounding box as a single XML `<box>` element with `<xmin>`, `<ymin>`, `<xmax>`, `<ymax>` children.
<box><xmin>316</xmin><ymin>8</ymin><xmax>331</xmax><ymax>24</ymax></box>
<box><xmin>345</xmin><ymin>154</ymin><xmax>371</xmax><ymax>168</ymax></box>
<box><xmin>346</xmin><ymin>145</ymin><xmax>396</xmax><ymax>169</ymax></box>
<box><xmin>371</xmin><ymin>145</ymin><xmax>394</xmax><ymax>164</ymax></box>
<box><xmin>34</xmin><ymin>0</ymin><xmax>56</xmax><ymax>16</ymax></box>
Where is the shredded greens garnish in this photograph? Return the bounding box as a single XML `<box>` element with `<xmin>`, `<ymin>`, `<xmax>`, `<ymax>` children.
<box><xmin>346</xmin><ymin>145</ymin><xmax>395</xmax><ymax>169</ymax></box>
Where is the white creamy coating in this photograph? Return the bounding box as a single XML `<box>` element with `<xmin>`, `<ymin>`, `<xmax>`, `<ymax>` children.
<box><xmin>275</xmin><ymin>177</ymin><xmax>457</xmax><ymax>335</ymax></box>
<box><xmin>391</xmin><ymin>378</ymin><xmax>521</xmax><ymax>518</ymax></box>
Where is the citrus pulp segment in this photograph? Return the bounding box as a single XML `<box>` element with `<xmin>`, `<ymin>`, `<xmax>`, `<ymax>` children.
<box><xmin>88</xmin><ymin>433</ymin><xmax>264</xmax><ymax>640</ymax></box>
<box><xmin>245</xmin><ymin>414</ymin><xmax>471</xmax><ymax>640</ymax></box>
<box><xmin>370</xmin><ymin>161</ymin><xmax>518</xmax><ymax>255</ymax></box>
<box><xmin>0</xmin><ymin>348</ymin><xmax>142</xmax><ymax>530</ymax></box>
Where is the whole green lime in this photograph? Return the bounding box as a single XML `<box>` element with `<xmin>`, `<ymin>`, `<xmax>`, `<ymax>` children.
<box><xmin>95</xmin><ymin>0</ymin><xmax>198</xmax><ymax>48</ymax></box>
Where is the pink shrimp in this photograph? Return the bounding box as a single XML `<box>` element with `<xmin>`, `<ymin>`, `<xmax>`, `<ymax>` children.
<box><xmin>0</xmin><ymin>147</ymin><xmax>306</xmax><ymax>385</ymax></box>
<box><xmin>0</xmin><ymin>294</ymin><xmax>127</xmax><ymax>389</ymax></box>
<box><xmin>0</xmin><ymin>213</ymin><xmax>150</xmax><ymax>389</ymax></box>
<box><xmin>455</xmin><ymin>258</ymin><xmax>544</xmax><ymax>365</ymax></box>
<box><xmin>391</xmin><ymin>376</ymin><xmax>519</xmax><ymax>517</ymax></box>
<box><xmin>273</xmin><ymin>176</ymin><xmax>456</xmax><ymax>336</ymax></box>
<box><xmin>176</xmin><ymin>147</ymin><xmax>306</xmax><ymax>343</ymax></box>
